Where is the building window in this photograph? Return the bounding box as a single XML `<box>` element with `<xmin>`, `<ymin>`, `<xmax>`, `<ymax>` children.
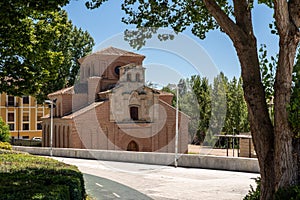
<box><xmin>23</xmin><ymin>113</ymin><xmax>29</xmax><ymax>122</ymax></box>
<box><xmin>127</xmin><ymin>73</ymin><xmax>132</xmax><ymax>82</ymax></box>
<box><xmin>23</xmin><ymin>96</ymin><xmax>29</xmax><ymax>104</ymax></box>
<box><xmin>8</xmin><ymin>113</ymin><xmax>14</xmax><ymax>122</ymax></box>
<box><xmin>114</xmin><ymin>66</ymin><xmax>120</xmax><ymax>75</ymax></box>
<box><xmin>37</xmin><ymin>123</ymin><xmax>42</xmax><ymax>130</ymax></box>
<box><xmin>88</xmin><ymin>67</ymin><xmax>90</xmax><ymax>77</ymax></box>
<box><xmin>130</xmin><ymin>106</ymin><xmax>139</xmax><ymax>120</ymax></box>
<box><xmin>136</xmin><ymin>73</ymin><xmax>141</xmax><ymax>82</ymax></box>
<box><xmin>8</xmin><ymin>124</ymin><xmax>14</xmax><ymax>131</ymax></box>
<box><xmin>22</xmin><ymin>123</ymin><xmax>29</xmax><ymax>130</ymax></box>
<box><xmin>22</xmin><ymin>136</ymin><xmax>29</xmax><ymax>140</ymax></box>
<box><xmin>7</xmin><ymin>96</ymin><xmax>14</xmax><ymax>106</ymax></box>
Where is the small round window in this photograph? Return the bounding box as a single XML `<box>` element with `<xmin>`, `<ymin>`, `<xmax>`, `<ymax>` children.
<box><xmin>114</xmin><ymin>66</ymin><xmax>120</xmax><ymax>75</ymax></box>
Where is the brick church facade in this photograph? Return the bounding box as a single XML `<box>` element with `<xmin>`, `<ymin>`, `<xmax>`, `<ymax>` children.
<box><xmin>42</xmin><ymin>47</ymin><xmax>189</xmax><ymax>153</ymax></box>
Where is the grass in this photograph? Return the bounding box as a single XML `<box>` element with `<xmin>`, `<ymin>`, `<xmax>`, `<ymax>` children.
<box><xmin>0</xmin><ymin>149</ymin><xmax>87</xmax><ymax>200</ymax></box>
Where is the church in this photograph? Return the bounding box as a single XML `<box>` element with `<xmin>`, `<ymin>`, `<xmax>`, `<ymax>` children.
<box><xmin>42</xmin><ymin>47</ymin><xmax>189</xmax><ymax>153</ymax></box>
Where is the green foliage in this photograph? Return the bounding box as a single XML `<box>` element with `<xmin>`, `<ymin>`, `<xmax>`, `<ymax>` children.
<box><xmin>258</xmin><ymin>44</ymin><xmax>300</xmax><ymax>135</ymax></box>
<box><xmin>87</xmin><ymin>0</ymin><xmax>232</xmax><ymax>40</ymax></box>
<box><xmin>207</xmin><ymin>73</ymin><xmax>227</xmax><ymax>145</ymax></box>
<box><xmin>0</xmin><ymin>142</ymin><xmax>12</xmax><ymax>150</ymax></box>
<box><xmin>259</xmin><ymin>44</ymin><xmax>276</xmax><ymax>103</ymax></box>
<box><xmin>34</xmin><ymin>23</ymin><xmax>95</xmax><ymax>103</ymax></box>
<box><xmin>275</xmin><ymin>185</ymin><xmax>300</xmax><ymax>200</ymax></box>
<box><xmin>86</xmin><ymin>0</ymin><xmax>232</xmax><ymax>50</ymax></box>
<box><xmin>290</xmin><ymin>55</ymin><xmax>300</xmax><ymax>136</ymax></box>
<box><xmin>243</xmin><ymin>177</ymin><xmax>261</xmax><ymax>200</ymax></box>
<box><xmin>165</xmin><ymin>73</ymin><xmax>249</xmax><ymax>145</ymax></box>
<box><xmin>0</xmin><ymin>151</ymin><xmax>86</xmax><ymax>200</ymax></box>
<box><xmin>244</xmin><ymin>177</ymin><xmax>300</xmax><ymax>200</ymax></box>
<box><xmin>0</xmin><ymin>2</ymin><xmax>94</xmax><ymax>102</ymax></box>
<box><xmin>258</xmin><ymin>44</ymin><xmax>276</xmax><ymax>124</ymax></box>
<box><xmin>189</xmin><ymin>75</ymin><xmax>212</xmax><ymax>144</ymax></box>
<box><xmin>178</xmin><ymin>76</ymin><xmax>211</xmax><ymax>144</ymax></box>
<box><xmin>223</xmin><ymin>76</ymin><xmax>250</xmax><ymax>134</ymax></box>
<box><xmin>0</xmin><ymin>118</ymin><xmax>10</xmax><ymax>142</ymax></box>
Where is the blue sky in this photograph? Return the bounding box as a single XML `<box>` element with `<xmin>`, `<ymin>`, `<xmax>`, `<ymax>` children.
<box><xmin>64</xmin><ymin>1</ymin><xmax>278</xmax><ymax>86</ymax></box>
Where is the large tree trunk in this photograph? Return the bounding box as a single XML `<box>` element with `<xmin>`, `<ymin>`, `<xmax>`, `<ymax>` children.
<box><xmin>235</xmin><ymin>39</ymin><xmax>276</xmax><ymax>200</ymax></box>
<box><xmin>232</xmin><ymin>29</ymin><xmax>281</xmax><ymax>200</ymax></box>
<box><xmin>273</xmin><ymin>0</ymin><xmax>300</xmax><ymax>190</ymax></box>
<box><xmin>203</xmin><ymin>0</ymin><xmax>300</xmax><ymax>199</ymax></box>
<box><xmin>203</xmin><ymin>1</ymin><xmax>275</xmax><ymax>199</ymax></box>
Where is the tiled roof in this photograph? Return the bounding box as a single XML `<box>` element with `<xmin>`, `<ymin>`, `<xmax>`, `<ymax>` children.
<box><xmin>78</xmin><ymin>46</ymin><xmax>145</xmax><ymax>64</ymax></box>
<box><xmin>48</xmin><ymin>86</ymin><xmax>74</xmax><ymax>97</ymax></box>
<box><xmin>62</xmin><ymin>101</ymin><xmax>104</xmax><ymax>119</ymax></box>
<box><xmin>93</xmin><ymin>46</ymin><xmax>144</xmax><ymax>57</ymax></box>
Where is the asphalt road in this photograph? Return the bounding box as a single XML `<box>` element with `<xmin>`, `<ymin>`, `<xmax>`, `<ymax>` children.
<box><xmin>84</xmin><ymin>173</ymin><xmax>152</xmax><ymax>199</ymax></box>
<box><xmin>53</xmin><ymin>157</ymin><xmax>259</xmax><ymax>200</ymax></box>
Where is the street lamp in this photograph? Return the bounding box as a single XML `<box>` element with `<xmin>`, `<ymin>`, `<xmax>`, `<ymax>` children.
<box><xmin>45</xmin><ymin>99</ymin><xmax>56</xmax><ymax>156</ymax></box>
<box><xmin>175</xmin><ymin>84</ymin><xmax>179</xmax><ymax>168</ymax></box>
<box><xmin>169</xmin><ymin>83</ymin><xmax>181</xmax><ymax>168</ymax></box>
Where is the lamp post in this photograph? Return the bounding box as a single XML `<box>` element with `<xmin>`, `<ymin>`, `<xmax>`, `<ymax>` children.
<box><xmin>175</xmin><ymin>84</ymin><xmax>179</xmax><ymax>168</ymax></box>
<box><xmin>169</xmin><ymin>83</ymin><xmax>181</xmax><ymax>168</ymax></box>
<box><xmin>45</xmin><ymin>99</ymin><xmax>56</xmax><ymax>157</ymax></box>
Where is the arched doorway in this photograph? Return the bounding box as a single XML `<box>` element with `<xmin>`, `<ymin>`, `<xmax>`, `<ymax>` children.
<box><xmin>127</xmin><ymin>140</ymin><xmax>139</xmax><ymax>151</ymax></box>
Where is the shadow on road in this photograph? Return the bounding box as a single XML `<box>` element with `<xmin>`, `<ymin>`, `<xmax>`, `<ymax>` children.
<box><xmin>84</xmin><ymin>173</ymin><xmax>153</xmax><ymax>200</ymax></box>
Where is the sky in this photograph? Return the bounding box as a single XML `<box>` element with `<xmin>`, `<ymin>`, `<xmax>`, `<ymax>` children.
<box><xmin>64</xmin><ymin>1</ymin><xmax>278</xmax><ymax>86</ymax></box>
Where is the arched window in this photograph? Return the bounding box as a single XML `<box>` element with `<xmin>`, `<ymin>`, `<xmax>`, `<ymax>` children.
<box><xmin>127</xmin><ymin>140</ymin><xmax>139</xmax><ymax>151</ymax></box>
<box><xmin>114</xmin><ymin>66</ymin><xmax>120</xmax><ymax>75</ymax></box>
<box><xmin>130</xmin><ymin>106</ymin><xmax>139</xmax><ymax>120</ymax></box>
<box><xmin>136</xmin><ymin>73</ymin><xmax>140</xmax><ymax>82</ymax></box>
<box><xmin>127</xmin><ymin>73</ymin><xmax>132</xmax><ymax>81</ymax></box>
<box><xmin>87</xmin><ymin>67</ymin><xmax>90</xmax><ymax>77</ymax></box>
<box><xmin>91</xmin><ymin>65</ymin><xmax>94</xmax><ymax>76</ymax></box>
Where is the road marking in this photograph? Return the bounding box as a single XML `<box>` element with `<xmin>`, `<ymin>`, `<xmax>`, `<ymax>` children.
<box><xmin>113</xmin><ymin>192</ymin><xmax>120</xmax><ymax>198</ymax></box>
<box><xmin>95</xmin><ymin>183</ymin><xmax>103</xmax><ymax>188</ymax></box>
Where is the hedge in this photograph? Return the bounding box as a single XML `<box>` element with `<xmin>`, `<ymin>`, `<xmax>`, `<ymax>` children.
<box><xmin>0</xmin><ymin>150</ymin><xmax>86</xmax><ymax>200</ymax></box>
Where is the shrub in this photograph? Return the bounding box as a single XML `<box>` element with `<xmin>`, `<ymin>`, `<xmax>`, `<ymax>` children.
<box><xmin>275</xmin><ymin>185</ymin><xmax>300</xmax><ymax>200</ymax></box>
<box><xmin>0</xmin><ymin>152</ymin><xmax>86</xmax><ymax>200</ymax></box>
<box><xmin>0</xmin><ymin>117</ymin><xmax>10</xmax><ymax>142</ymax></box>
<box><xmin>243</xmin><ymin>177</ymin><xmax>260</xmax><ymax>200</ymax></box>
<box><xmin>244</xmin><ymin>177</ymin><xmax>300</xmax><ymax>200</ymax></box>
<box><xmin>0</xmin><ymin>142</ymin><xmax>12</xmax><ymax>150</ymax></box>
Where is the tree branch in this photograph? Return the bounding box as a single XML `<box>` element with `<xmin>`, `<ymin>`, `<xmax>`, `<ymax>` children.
<box><xmin>202</xmin><ymin>0</ymin><xmax>245</xmax><ymax>42</ymax></box>
<box><xmin>233</xmin><ymin>0</ymin><xmax>253</xmax><ymax>35</ymax></box>
<box><xmin>274</xmin><ymin>0</ymin><xmax>290</xmax><ymax>36</ymax></box>
<box><xmin>289</xmin><ymin>0</ymin><xmax>300</xmax><ymax>40</ymax></box>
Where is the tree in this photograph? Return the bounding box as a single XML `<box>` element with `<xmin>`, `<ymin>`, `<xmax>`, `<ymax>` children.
<box><xmin>0</xmin><ymin>117</ymin><xmax>10</xmax><ymax>142</ymax></box>
<box><xmin>34</xmin><ymin>19</ymin><xmax>95</xmax><ymax>102</ymax></box>
<box><xmin>189</xmin><ymin>75</ymin><xmax>211</xmax><ymax>144</ymax></box>
<box><xmin>0</xmin><ymin>2</ymin><xmax>94</xmax><ymax>102</ymax></box>
<box><xmin>87</xmin><ymin>1</ymin><xmax>300</xmax><ymax>199</ymax></box>
<box><xmin>223</xmin><ymin>77</ymin><xmax>249</xmax><ymax>134</ymax></box>
<box><xmin>0</xmin><ymin>1</ymin><xmax>69</xmax><ymax>95</ymax></box>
